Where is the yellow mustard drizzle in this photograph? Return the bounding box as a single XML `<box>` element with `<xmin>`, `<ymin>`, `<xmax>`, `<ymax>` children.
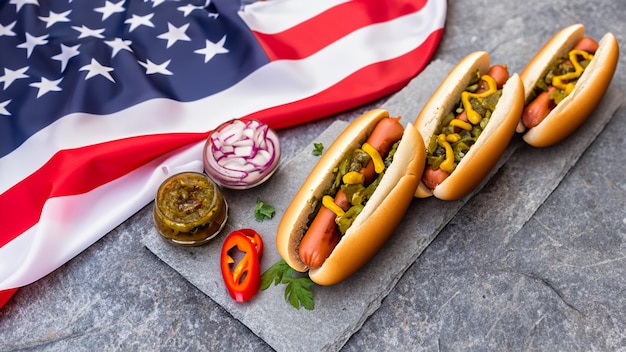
<box><xmin>433</xmin><ymin>74</ymin><xmax>499</xmax><ymax>173</ymax></box>
<box><xmin>342</xmin><ymin>171</ymin><xmax>364</xmax><ymax>185</ymax></box>
<box><xmin>437</xmin><ymin>134</ymin><xmax>456</xmax><ymax>172</ymax></box>
<box><xmin>446</xmin><ymin>133</ymin><xmax>461</xmax><ymax>143</ymax></box>
<box><xmin>552</xmin><ymin>49</ymin><xmax>593</xmax><ymax>95</ymax></box>
<box><xmin>461</xmin><ymin>75</ymin><xmax>497</xmax><ymax>124</ymax></box>
<box><xmin>362</xmin><ymin>142</ymin><xmax>385</xmax><ymax>173</ymax></box>
<box><xmin>323</xmin><ymin>141</ymin><xmax>386</xmax><ymax>218</ymax></box>
<box><xmin>322</xmin><ymin>195</ymin><xmax>345</xmax><ymax>217</ymax></box>
<box><xmin>448</xmin><ymin>119</ymin><xmax>472</xmax><ymax>131</ymax></box>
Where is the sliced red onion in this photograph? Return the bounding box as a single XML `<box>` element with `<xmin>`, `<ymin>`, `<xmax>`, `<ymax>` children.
<box><xmin>203</xmin><ymin>118</ymin><xmax>281</xmax><ymax>189</ymax></box>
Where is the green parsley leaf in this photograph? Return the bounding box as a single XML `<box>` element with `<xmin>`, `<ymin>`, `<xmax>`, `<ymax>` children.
<box><xmin>254</xmin><ymin>197</ymin><xmax>275</xmax><ymax>221</ymax></box>
<box><xmin>312</xmin><ymin>142</ymin><xmax>324</xmax><ymax>156</ymax></box>
<box><xmin>261</xmin><ymin>259</ymin><xmax>315</xmax><ymax>310</ymax></box>
<box><xmin>284</xmin><ymin>277</ymin><xmax>314</xmax><ymax>310</ymax></box>
<box><xmin>260</xmin><ymin>259</ymin><xmax>290</xmax><ymax>289</ymax></box>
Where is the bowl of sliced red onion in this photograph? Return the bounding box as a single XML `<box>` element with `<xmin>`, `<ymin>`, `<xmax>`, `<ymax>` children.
<box><xmin>203</xmin><ymin>118</ymin><xmax>281</xmax><ymax>189</ymax></box>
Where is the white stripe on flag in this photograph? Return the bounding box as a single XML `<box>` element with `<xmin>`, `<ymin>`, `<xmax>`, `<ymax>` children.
<box><xmin>1</xmin><ymin>0</ymin><xmax>445</xmax><ymax>194</ymax></box>
<box><xmin>0</xmin><ymin>141</ymin><xmax>205</xmax><ymax>289</ymax></box>
<box><xmin>239</xmin><ymin>0</ymin><xmax>352</xmax><ymax>33</ymax></box>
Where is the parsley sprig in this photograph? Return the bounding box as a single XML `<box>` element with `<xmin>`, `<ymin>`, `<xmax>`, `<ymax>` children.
<box><xmin>312</xmin><ymin>142</ymin><xmax>324</xmax><ymax>156</ymax></box>
<box><xmin>254</xmin><ymin>197</ymin><xmax>275</xmax><ymax>221</ymax></box>
<box><xmin>261</xmin><ymin>259</ymin><xmax>315</xmax><ymax>310</ymax></box>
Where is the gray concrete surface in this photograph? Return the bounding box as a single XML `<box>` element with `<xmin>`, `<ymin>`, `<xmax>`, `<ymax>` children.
<box><xmin>1</xmin><ymin>0</ymin><xmax>625</xmax><ymax>351</ymax></box>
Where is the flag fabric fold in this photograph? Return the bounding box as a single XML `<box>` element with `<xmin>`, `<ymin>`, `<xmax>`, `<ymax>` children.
<box><xmin>0</xmin><ymin>0</ymin><xmax>446</xmax><ymax>308</ymax></box>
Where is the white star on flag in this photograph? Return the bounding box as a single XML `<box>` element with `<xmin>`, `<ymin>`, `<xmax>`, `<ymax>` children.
<box><xmin>0</xmin><ymin>67</ymin><xmax>29</xmax><ymax>90</ymax></box>
<box><xmin>30</xmin><ymin>77</ymin><xmax>63</xmax><ymax>98</ymax></box>
<box><xmin>17</xmin><ymin>33</ymin><xmax>48</xmax><ymax>58</ymax></box>
<box><xmin>150</xmin><ymin>0</ymin><xmax>167</xmax><ymax>8</ymax></box>
<box><xmin>38</xmin><ymin>10</ymin><xmax>72</xmax><ymax>28</ymax></box>
<box><xmin>10</xmin><ymin>0</ymin><xmax>39</xmax><ymax>12</ymax></box>
<box><xmin>105</xmin><ymin>38</ymin><xmax>133</xmax><ymax>58</ymax></box>
<box><xmin>52</xmin><ymin>44</ymin><xmax>81</xmax><ymax>72</ymax></box>
<box><xmin>194</xmin><ymin>36</ymin><xmax>229</xmax><ymax>63</ymax></box>
<box><xmin>157</xmin><ymin>22</ymin><xmax>191</xmax><ymax>48</ymax></box>
<box><xmin>0</xmin><ymin>21</ymin><xmax>17</xmax><ymax>36</ymax></box>
<box><xmin>0</xmin><ymin>100</ymin><xmax>11</xmax><ymax>116</ymax></box>
<box><xmin>95</xmin><ymin>1</ymin><xmax>126</xmax><ymax>21</ymax></box>
<box><xmin>178</xmin><ymin>4</ymin><xmax>203</xmax><ymax>17</ymax></box>
<box><xmin>139</xmin><ymin>59</ymin><xmax>173</xmax><ymax>75</ymax></box>
<box><xmin>72</xmin><ymin>25</ymin><xmax>106</xmax><ymax>39</ymax></box>
<box><xmin>79</xmin><ymin>58</ymin><xmax>115</xmax><ymax>82</ymax></box>
<box><xmin>125</xmin><ymin>13</ymin><xmax>155</xmax><ymax>32</ymax></box>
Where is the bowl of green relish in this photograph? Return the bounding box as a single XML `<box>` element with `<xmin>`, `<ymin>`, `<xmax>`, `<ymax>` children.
<box><xmin>153</xmin><ymin>172</ymin><xmax>228</xmax><ymax>246</ymax></box>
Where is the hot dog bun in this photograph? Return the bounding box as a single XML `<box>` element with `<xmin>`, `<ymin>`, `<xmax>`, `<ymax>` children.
<box><xmin>517</xmin><ymin>24</ymin><xmax>619</xmax><ymax>147</ymax></box>
<box><xmin>276</xmin><ymin>109</ymin><xmax>425</xmax><ymax>285</ymax></box>
<box><xmin>414</xmin><ymin>51</ymin><xmax>524</xmax><ymax>200</ymax></box>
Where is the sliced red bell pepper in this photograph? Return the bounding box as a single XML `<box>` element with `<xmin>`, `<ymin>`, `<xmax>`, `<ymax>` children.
<box><xmin>237</xmin><ymin>228</ymin><xmax>263</xmax><ymax>259</ymax></box>
<box><xmin>220</xmin><ymin>230</ymin><xmax>263</xmax><ymax>302</ymax></box>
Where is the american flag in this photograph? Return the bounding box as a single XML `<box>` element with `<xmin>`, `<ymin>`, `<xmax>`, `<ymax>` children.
<box><xmin>0</xmin><ymin>0</ymin><xmax>445</xmax><ymax>308</ymax></box>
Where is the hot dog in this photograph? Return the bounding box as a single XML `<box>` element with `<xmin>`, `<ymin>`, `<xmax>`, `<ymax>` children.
<box><xmin>276</xmin><ymin>109</ymin><xmax>425</xmax><ymax>285</ymax></box>
<box><xmin>516</xmin><ymin>24</ymin><xmax>619</xmax><ymax>147</ymax></box>
<box><xmin>413</xmin><ymin>51</ymin><xmax>525</xmax><ymax>200</ymax></box>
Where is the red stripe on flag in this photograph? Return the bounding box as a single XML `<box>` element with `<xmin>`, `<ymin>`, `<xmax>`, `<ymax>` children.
<box><xmin>250</xmin><ymin>28</ymin><xmax>444</xmax><ymax>129</ymax></box>
<box><xmin>0</xmin><ymin>133</ymin><xmax>207</xmax><ymax>249</ymax></box>
<box><xmin>253</xmin><ymin>0</ymin><xmax>429</xmax><ymax>61</ymax></box>
<box><xmin>0</xmin><ymin>288</ymin><xmax>18</xmax><ymax>309</ymax></box>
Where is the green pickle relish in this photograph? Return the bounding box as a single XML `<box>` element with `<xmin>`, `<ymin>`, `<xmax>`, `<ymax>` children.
<box><xmin>153</xmin><ymin>172</ymin><xmax>228</xmax><ymax>246</ymax></box>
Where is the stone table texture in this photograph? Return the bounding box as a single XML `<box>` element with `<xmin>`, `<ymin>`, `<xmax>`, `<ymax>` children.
<box><xmin>1</xmin><ymin>0</ymin><xmax>625</xmax><ymax>351</ymax></box>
